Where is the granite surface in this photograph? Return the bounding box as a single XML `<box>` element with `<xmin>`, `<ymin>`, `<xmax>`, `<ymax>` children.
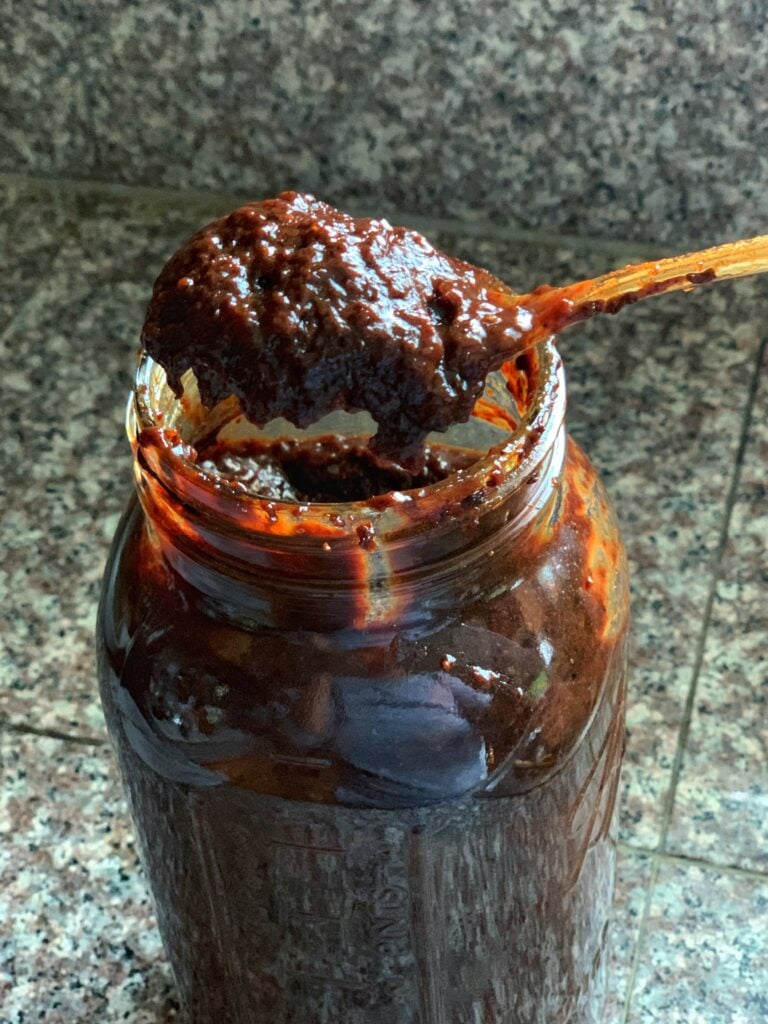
<box><xmin>0</xmin><ymin>733</ymin><xmax>177</xmax><ymax>1023</ymax></box>
<box><xmin>667</xmin><ymin>342</ymin><xmax>768</xmax><ymax>873</ymax></box>
<box><xmin>2</xmin><ymin>3</ymin><xmax>768</xmax><ymax>245</ymax></box>
<box><xmin>0</xmin><ymin>180</ymin><xmax>766</xmax><ymax>1022</ymax></box>
<box><xmin>0</xmin><ymin>183</ymin><xmax>77</xmax><ymax>326</ymax></box>
<box><xmin>630</xmin><ymin>860</ymin><xmax>768</xmax><ymax>1023</ymax></box>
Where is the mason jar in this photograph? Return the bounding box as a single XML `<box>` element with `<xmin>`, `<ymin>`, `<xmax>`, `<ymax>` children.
<box><xmin>97</xmin><ymin>339</ymin><xmax>629</xmax><ymax>1023</ymax></box>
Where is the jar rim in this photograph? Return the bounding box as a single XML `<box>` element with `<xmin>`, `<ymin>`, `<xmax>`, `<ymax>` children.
<box><xmin>129</xmin><ymin>342</ymin><xmax>565</xmax><ymax>546</ymax></box>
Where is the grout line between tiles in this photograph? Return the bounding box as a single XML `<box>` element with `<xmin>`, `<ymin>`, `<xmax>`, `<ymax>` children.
<box><xmin>618</xmin><ymin>841</ymin><xmax>768</xmax><ymax>882</ymax></box>
<box><xmin>619</xmin><ymin>850</ymin><xmax>661</xmax><ymax>1024</ymax></box>
<box><xmin>620</xmin><ymin>337</ymin><xmax>766</xmax><ymax>1022</ymax></box>
<box><xmin>0</xmin><ymin>168</ymin><xmax>245</xmax><ymax>206</ymax></box>
<box><xmin>619</xmin><ymin>335</ymin><xmax>767</xmax><ymax>1020</ymax></box>
<box><xmin>0</xmin><ymin>169</ymin><xmax>665</xmax><ymax>259</ymax></box>
<box><xmin>0</xmin><ymin>716</ymin><xmax>106</xmax><ymax>748</ymax></box>
<box><xmin>656</xmin><ymin>334</ymin><xmax>768</xmax><ymax>853</ymax></box>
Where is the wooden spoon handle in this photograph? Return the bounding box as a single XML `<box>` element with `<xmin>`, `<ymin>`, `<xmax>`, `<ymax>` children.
<box><xmin>558</xmin><ymin>232</ymin><xmax>768</xmax><ymax>310</ymax></box>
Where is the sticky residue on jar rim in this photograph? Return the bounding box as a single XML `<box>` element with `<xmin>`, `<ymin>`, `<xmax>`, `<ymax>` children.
<box><xmin>129</xmin><ymin>341</ymin><xmax>565</xmax><ymax>549</ymax></box>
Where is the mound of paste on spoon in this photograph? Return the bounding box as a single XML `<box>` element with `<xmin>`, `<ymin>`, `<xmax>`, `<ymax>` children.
<box><xmin>141</xmin><ymin>191</ymin><xmax>529</xmax><ymax>456</ymax></box>
<box><xmin>143</xmin><ymin>191</ymin><xmax>768</xmax><ymax>461</ymax></box>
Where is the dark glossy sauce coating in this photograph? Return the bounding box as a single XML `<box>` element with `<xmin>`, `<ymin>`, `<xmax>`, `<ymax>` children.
<box><xmin>141</xmin><ymin>191</ymin><xmax>528</xmax><ymax>455</ymax></box>
<box><xmin>197</xmin><ymin>435</ymin><xmax>478</xmax><ymax>503</ymax></box>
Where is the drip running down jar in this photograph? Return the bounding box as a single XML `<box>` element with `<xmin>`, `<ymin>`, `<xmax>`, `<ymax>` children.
<box><xmin>97</xmin><ymin>340</ymin><xmax>630</xmax><ymax>1023</ymax></box>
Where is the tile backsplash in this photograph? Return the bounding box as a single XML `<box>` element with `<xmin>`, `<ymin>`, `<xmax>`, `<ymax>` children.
<box><xmin>2</xmin><ymin>1</ymin><xmax>767</xmax><ymax>245</ymax></box>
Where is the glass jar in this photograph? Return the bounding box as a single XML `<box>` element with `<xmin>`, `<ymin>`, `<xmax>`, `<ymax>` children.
<box><xmin>97</xmin><ymin>340</ymin><xmax>629</xmax><ymax>1024</ymax></box>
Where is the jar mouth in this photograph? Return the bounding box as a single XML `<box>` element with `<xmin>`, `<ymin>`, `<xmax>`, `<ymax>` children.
<box><xmin>129</xmin><ymin>342</ymin><xmax>565</xmax><ymax>545</ymax></box>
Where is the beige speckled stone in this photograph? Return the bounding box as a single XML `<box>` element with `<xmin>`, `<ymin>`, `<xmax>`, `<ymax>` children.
<box><xmin>607</xmin><ymin>847</ymin><xmax>655</xmax><ymax>1019</ymax></box>
<box><xmin>667</xmin><ymin>342</ymin><xmax>768</xmax><ymax>872</ymax></box>
<box><xmin>0</xmin><ymin>731</ymin><xmax>178</xmax><ymax>1023</ymax></box>
<box><xmin>0</xmin><ymin>195</ymin><xmax>224</xmax><ymax>739</ymax></box>
<box><xmin>628</xmin><ymin>859</ymin><xmax>768</xmax><ymax>1023</ymax></box>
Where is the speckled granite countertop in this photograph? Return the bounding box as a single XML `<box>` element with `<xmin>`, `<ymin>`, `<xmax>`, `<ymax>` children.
<box><xmin>0</xmin><ymin>178</ymin><xmax>766</xmax><ymax>1023</ymax></box>
<box><xmin>4</xmin><ymin>2</ymin><xmax>768</xmax><ymax>246</ymax></box>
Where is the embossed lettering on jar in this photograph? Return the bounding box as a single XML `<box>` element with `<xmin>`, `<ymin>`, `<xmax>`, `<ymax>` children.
<box><xmin>97</xmin><ymin>341</ymin><xmax>630</xmax><ymax>1024</ymax></box>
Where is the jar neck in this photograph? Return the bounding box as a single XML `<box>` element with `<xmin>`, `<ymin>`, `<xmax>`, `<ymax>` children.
<box><xmin>130</xmin><ymin>345</ymin><xmax>566</xmax><ymax>633</ymax></box>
